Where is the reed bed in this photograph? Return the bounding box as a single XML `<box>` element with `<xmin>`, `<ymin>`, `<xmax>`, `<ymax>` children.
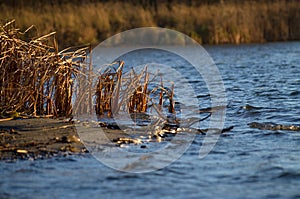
<box><xmin>1</xmin><ymin>1</ymin><xmax>299</xmax><ymax>47</ymax></box>
<box><xmin>0</xmin><ymin>20</ymin><xmax>88</xmax><ymax>118</ymax></box>
<box><xmin>1</xmin><ymin>20</ymin><xmax>176</xmax><ymax>122</ymax></box>
<box><xmin>94</xmin><ymin>61</ymin><xmax>176</xmax><ymax>119</ymax></box>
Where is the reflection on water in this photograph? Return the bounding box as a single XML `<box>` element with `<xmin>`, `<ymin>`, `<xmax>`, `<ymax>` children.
<box><xmin>1</xmin><ymin>42</ymin><xmax>300</xmax><ymax>198</ymax></box>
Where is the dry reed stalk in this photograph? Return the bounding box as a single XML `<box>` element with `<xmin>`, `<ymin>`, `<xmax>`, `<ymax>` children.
<box><xmin>168</xmin><ymin>83</ymin><xmax>175</xmax><ymax>114</ymax></box>
<box><xmin>111</xmin><ymin>61</ymin><xmax>124</xmax><ymax>114</ymax></box>
<box><xmin>141</xmin><ymin>67</ymin><xmax>149</xmax><ymax>112</ymax></box>
<box><xmin>94</xmin><ymin>64</ymin><xmax>116</xmax><ymax>116</ymax></box>
<box><xmin>158</xmin><ymin>76</ymin><xmax>163</xmax><ymax>110</ymax></box>
<box><xmin>88</xmin><ymin>45</ymin><xmax>93</xmax><ymax>115</ymax></box>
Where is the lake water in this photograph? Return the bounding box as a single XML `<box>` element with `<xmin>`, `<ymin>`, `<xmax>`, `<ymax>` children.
<box><xmin>1</xmin><ymin>42</ymin><xmax>300</xmax><ymax>199</ymax></box>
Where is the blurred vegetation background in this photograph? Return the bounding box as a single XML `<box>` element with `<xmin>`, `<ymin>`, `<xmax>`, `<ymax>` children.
<box><xmin>1</xmin><ymin>0</ymin><xmax>299</xmax><ymax>48</ymax></box>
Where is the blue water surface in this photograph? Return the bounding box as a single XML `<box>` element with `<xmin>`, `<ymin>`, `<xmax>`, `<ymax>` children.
<box><xmin>1</xmin><ymin>42</ymin><xmax>300</xmax><ymax>199</ymax></box>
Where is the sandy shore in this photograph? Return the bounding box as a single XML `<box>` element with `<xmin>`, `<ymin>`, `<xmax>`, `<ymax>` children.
<box><xmin>0</xmin><ymin>118</ymin><xmax>127</xmax><ymax>161</ymax></box>
<box><xmin>0</xmin><ymin>117</ymin><xmax>234</xmax><ymax>161</ymax></box>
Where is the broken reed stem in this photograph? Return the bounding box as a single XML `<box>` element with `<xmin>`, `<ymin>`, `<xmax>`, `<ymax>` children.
<box><xmin>169</xmin><ymin>83</ymin><xmax>175</xmax><ymax>114</ymax></box>
<box><xmin>159</xmin><ymin>76</ymin><xmax>163</xmax><ymax>110</ymax></box>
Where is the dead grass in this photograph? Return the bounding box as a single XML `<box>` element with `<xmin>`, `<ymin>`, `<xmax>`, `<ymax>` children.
<box><xmin>0</xmin><ymin>1</ymin><xmax>298</xmax><ymax>47</ymax></box>
<box><xmin>0</xmin><ymin>20</ymin><xmax>209</xmax><ymax>133</ymax></box>
<box><xmin>93</xmin><ymin>61</ymin><xmax>176</xmax><ymax>118</ymax></box>
<box><xmin>0</xmin><ymin>20</ymin><xmax>88</xmax><ymax>117</ymax></box>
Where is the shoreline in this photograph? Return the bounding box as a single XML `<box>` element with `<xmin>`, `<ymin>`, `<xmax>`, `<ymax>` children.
<box><xmin>0</xmin><ymin>118</ymin><xmax>128</xmax><ymax>161</ymax></box>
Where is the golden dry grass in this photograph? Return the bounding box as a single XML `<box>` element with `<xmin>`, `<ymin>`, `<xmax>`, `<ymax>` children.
<box><xmin>0</xmin><ymin>1</ymin><xmax>299</xmax><ymax>47</ymax></box>
<box><xmin>0</xmin><ymin>20</ymin><xmax>88</xmax><ymax>117</ymax></box>
<box><xmin>94</xmin><ymin>61</ymin><xmax>176</xmax><ymax>118</ymax></box>
<box><xmin>0</xmin><ymin>20</ymin><xmax>176</xmax><ymax>120</ymax></box>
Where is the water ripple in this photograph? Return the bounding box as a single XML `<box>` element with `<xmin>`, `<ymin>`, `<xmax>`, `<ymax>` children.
<box><xmin>1</xmin><ymin>42</ymin><xmax>300</xmax><ymax>199</ymax></box>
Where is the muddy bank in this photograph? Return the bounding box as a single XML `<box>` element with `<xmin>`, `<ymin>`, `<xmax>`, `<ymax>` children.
<box><xmin>0</xmin><ymin>118</ymin><xmax>127</xmax><ymax>161</ymax></box>
<box><xmin>0</xmin><ymin>117</ymin><xmax>234</xmax><ymax>161</ymax></box>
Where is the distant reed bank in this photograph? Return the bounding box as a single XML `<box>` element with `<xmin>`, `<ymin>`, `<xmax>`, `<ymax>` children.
<box><xmin>0</xmin><ymin>0</ymin><xmax>299</xmax><ymax>47</ymax></box>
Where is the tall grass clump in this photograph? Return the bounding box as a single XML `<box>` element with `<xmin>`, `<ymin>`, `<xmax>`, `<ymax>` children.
<box><xmin>93</xmin><ymin>61</ymin><xmax>176</xmax><ymax>119</ymax></box>
<box><xmin>0</xmin><ymin>20</ymin><xmax>88</xmax><ymax>117</ymax></box>
<box><xmin>0</xmin><ymin>20</ymin><xmax>192</xmax><ymax>128</ymax></box>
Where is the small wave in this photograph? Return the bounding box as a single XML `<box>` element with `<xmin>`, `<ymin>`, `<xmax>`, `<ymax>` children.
<box><xmin>196</xmin><ymin>94</ymin><xmax>210</xmax><ymax>98</ymax></box>
<box><xmin>290</xmin><ymin>90</ymin><xmax>300</xmax><ymax>96</ymax></box>
<box><xmin>164</xmin><ymin>167</ymin><xmax>187</xmax><ymax>175</ymax></box>
<box><xmin>0</xmin><ymin>192</ymin><xmax>11</xmax><ymax>199</ymax></box>
<box><xmin>210</xmin><ymin>150</ymin><xmax>227</xmax><ymax>155</ymax></box>
<box><xmin>262</xmin><ymin>131</ymin><xmax>286</xmax><ymax>136</ymax></box>
<box><xmin>106</xmin><ymin>174</ymin><xmax>139</xmax><ymax>181</ymax></box>
<box><xmin>243</xmin><ymin>174</ymin><xmax>260</xmax><ymax>183</ymax></box>
<box><xmin>236</xmin><ymin>151</ymin><xmax>251</xmax><ymax>156</ymax></box>
<box><xmin>275</xmin><ymin>171</ymin><xmax>300</xmax><ymax>180</ymax></box>
<box><xmin>188</xmin><ymin>80</ymin><xmax>201</xmax><ymax>84</ymax></box>
<box><xmin>14</xmin><ymin>168</ymin><xmax>43</xmax><ymax>174</ymax></box>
